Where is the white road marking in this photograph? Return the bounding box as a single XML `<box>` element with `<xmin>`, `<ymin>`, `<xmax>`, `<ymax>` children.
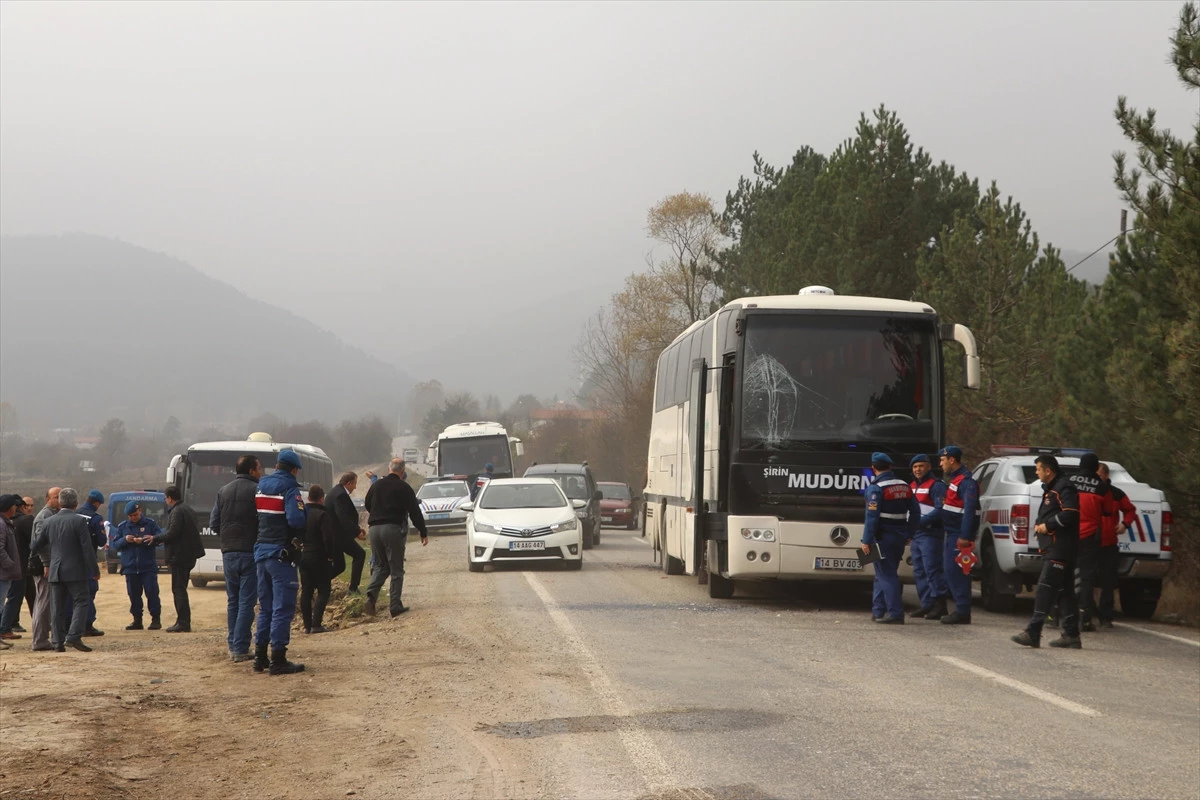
<box><xmin>1115</xmin><ymin>622</ymin><xmax>1200</xmax><ymax>647</ymax></box>
<box><xmin>935</xmin><ymin>655</ymin><xmax>1101</xmax><ymax>718</ymax></box>
<box><xmin>524</xmin><ymin>572</ymin><xmax>675</xmax><ymax>794</ymax></box>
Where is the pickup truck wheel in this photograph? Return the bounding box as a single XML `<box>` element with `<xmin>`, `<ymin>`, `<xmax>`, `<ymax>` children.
<box><xmin>1119</xmin><ymin>583</ymin><xmax>1159</xmax><ymax>618</ymax></box>
<box><xmin>190</xmin><ymin>578</ymin><xmax>208</xmax><ymax>588</ymax></box>
<box><xmin>106</xmin><ymin>562</ymin><xmax>119</xmax><ymax>575</ymax></box>
<box><xmin>980</xmin><ymin>544</ymin><xmax>1016</xmax><ymax>613</ymax></box>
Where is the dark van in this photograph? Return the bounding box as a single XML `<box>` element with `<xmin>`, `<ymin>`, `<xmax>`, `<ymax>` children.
<box><xmin>523</xmin><ymin>463</ymin><xmax>603</xmax><ymax>548</ymax></box>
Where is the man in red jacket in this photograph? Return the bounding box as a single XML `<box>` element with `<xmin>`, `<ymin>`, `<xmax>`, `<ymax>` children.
<box><xmin>1068</xmin><ymin>453</ymin><xmax>1116</xmax><ymax>632</ymax></box>
<box><xmin>1097</xmin><ymin>462</ymin><xmax>1136</xmax><ymax>628</ymax></box>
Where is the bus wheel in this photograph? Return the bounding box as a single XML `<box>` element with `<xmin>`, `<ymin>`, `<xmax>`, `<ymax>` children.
<box><xmin>190</xmin><ymin>578</ymin><xmax>208</xmax><ymax>589</ymax></box>
<box><xmin>708</xmin><ymin>571</ymin><xmax>735</xmax><ymax>598</ymax></box>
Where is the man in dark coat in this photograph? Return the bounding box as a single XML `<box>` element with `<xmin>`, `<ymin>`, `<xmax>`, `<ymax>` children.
<box><xmin>326</xmin><ymin>472</ymin><xmax>365</xmax><ymax>593</ymax></box>
<box><xmin>29</xmin><ymin>488</ymin><xmax>99</xmax><ymax>652</ymax></box>
<box><xmin>210</xmin><ymin>454</ymin><xmax>263</xmax><ymax>661</ymax></box>
<box><xmin>299</xmin><ymin>485</ymin><xmax>338</xmax><ymax>634</ymax></box>
<box><xmin>156</xmin><ymin>486</ymin><xmax>205</xmax><ymax>633</ymax></box>
<box><xmin>0</xmin><ymin>496</ymin><xmax>33</xmax><ymax>639</ymax></box>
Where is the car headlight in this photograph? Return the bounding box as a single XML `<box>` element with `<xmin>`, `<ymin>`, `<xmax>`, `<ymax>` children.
<box><xmin>474</xmin><ymin>521</ymin><xmax>501</xmax><ymax>534</ymax></box>
<box><xmin>550</xmin><ymin>518</ymin><xmax>577</xmax><ymax>532</ymax></box>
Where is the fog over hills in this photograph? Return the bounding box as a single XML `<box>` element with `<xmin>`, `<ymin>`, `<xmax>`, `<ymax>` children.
<box><xmin>0</xmin><ymin>234</ymin><xmax>412</xmax><ymax>433</ymax></box>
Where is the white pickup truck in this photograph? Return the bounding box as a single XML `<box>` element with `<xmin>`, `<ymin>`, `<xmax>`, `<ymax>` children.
<box><xmin>973</xmin><ymin>447</ymin><xmax>1172</xmax><ymax>618</ymax></box>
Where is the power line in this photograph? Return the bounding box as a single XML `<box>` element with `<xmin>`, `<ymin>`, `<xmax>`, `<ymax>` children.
<box><xmin>1065</xmin><ymin>229</ymin><xmax>1135</xmax><ymax>274</ymax></box>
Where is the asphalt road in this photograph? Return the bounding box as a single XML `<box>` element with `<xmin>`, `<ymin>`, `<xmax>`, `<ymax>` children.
<box><xmin>454</xmin><ymin>526</ymin><xmax>1200</xmax><ymax>800</ymax></box>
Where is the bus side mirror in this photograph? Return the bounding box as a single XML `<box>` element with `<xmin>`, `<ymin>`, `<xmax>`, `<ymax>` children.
<box><xmin>514</xmin><ymin>441</ymin><xmax>525</xmax><ymax>457</ymax></box>
<box><xmin>940</xmin><ymin>323</ymin><xmax>981</xmax><ymax>390</ymax></box>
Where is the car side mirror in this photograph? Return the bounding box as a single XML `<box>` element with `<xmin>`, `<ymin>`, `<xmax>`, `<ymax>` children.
<box><xmin>571</xmin><ymin>499</ymin><xmax>587</xmax><ymax>509</ymax></box>
<box><xmin>459</xmin><ymin>502</ymin><xmax>474</xmax><ymax>512</ymax></box>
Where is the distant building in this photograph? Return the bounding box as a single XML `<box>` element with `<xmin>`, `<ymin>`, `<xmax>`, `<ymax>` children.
<box><xmin>74</xmin><ymin>437</ymin><xmax>100</xmax><ymax>450</ymax></box>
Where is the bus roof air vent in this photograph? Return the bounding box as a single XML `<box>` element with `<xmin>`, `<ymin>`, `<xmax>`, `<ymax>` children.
<box><xmin>247</xmin><ymin>432</ymin><xmax>274</xmax><ymax>443</ymax></box>
<box><xmin>798</xmin><ymin>286</ymin><xmax>835</xmax><ymax>295</ymax></box>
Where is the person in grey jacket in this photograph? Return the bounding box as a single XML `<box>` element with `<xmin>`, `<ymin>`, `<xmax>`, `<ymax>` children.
<box><xmin>27</xmin><ymin>487</ymin><xmax>60</xmax><ymax>651</ymax></box>
<box><xmin>29</xmin><ymin>488</ymin><xmax>99</xmax><ymax>652</ymax></box>
<box><xmin>210</xmin><ymin>454</ymin><xmax>263</xmax><ymax>660</ymax></box>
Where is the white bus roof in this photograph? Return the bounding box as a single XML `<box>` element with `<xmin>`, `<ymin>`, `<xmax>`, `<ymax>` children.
<box><xmin>186</xmin><ymin>439</ymin><xmax>331</xmax><ymax>460</ymax></box>
<box><xmin>437</xmin><ymin>422</ymin><xmax>509</xmax><ymax>440</ymax></box>
<box><xmin>670</xmin><ymin>293</ymin><xmax>937</xmax><ymax>345</ymax></box>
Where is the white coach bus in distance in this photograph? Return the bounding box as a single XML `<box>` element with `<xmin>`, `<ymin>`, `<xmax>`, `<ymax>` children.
<box><xmin>427</xmin><ymin>421</ymin><xmax>524</xmax><ymax>482</ymax></box>
<box><xmin>644</xmin><ymin>286</ymin><xmax>980</xmax><ymax>598</ymax></box>
<box><xmin>166</xmin><ymin>432</ymin><xmax>334</xmax><ymax>586</ymax></box>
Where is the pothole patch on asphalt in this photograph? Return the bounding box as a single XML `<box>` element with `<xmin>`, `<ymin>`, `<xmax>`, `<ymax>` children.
<box><xmin>477</xmin><ymin>708</ymin><xmax>785</xmax><ymax>739</ymax></box>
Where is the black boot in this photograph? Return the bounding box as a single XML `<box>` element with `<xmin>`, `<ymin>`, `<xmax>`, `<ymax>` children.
<box><xmin>1011</xmin><ymin>630</ymin><xmax>1040</xmax><ymax>648</ymax></box>
<box><xmin>908</xmin><ymin>606</ymin><xmax>931</xmax><ymax>619</ymax></box>
<box><xmin>923</xmin><ymin>597</ymin><xmax>949</xmax><ymax>621</ymax></box>
<box><xmin>126</xmin><ymin>618</ymin><xmax>144</xmax><ymax>631</ymax></box>
<box><xmin>148</xmin><ymin>617</ymin><xmax>162</xmax><ymax>630</ymax></box>
<box><xmin>1049</xmin><ymin>634</ymin><xmax>1082</xmax><ymax>649</ymax></box>
<box><xmin>269</xmin><ymin>646</ymin><xmax>305</xmax><ymax>675</ymax></box>
<box><xmin>941</xmin><ymin>610</ymin><xmax>971</xmax><ymax>625</ymax></box>
<box><xmin>252</xmin><ymin>643</ymin><xmax>270</xmax><ymax>673</ymax></box>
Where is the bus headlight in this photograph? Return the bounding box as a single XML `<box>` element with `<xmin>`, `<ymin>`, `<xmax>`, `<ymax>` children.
<box><xmin>741</xmin><ymin>528</ymin><xmax>776</xmax><ymax>542</ymax></box>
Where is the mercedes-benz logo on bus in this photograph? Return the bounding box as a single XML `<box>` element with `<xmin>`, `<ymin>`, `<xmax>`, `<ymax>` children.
<box><xmin>521</xmin><ymin>529</ymin><xmax>534</xmax><ymax>537</ymax></box>
<box><xmin>830</xmin><ymin>526</ymin><xmax>850</xmax><ymax>545</ymax></box>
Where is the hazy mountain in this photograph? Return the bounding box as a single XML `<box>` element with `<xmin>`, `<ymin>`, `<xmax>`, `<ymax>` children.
<box><xmin>0</xmin><ymin>234</ymin><xmax>411</xmax><ymax>432</ymax></box>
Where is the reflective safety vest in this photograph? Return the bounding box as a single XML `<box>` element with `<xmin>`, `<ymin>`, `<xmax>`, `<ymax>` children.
<box><xmin>912</xmin><ymin>476</ymin><xmax>938</xmax><ymax>516</ymax></box>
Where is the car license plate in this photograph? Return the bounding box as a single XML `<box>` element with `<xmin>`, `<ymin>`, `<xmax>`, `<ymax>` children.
<box><xmin>509</xmin><ymin>540</ymin><xmax>545</xmax><ymax>551</ymax></box>
<box><xmin>428</xmin><ymin>513</ymin><xmax>449</xmax><ymax>519</ymax></box>
<box><xmin>601</xmin><ymin>516</ymin><xmax>613</xmax><ymax>522</ymax></box>
<box><xmin>814</xmin><ymin>557</ymin><xmax>862</xmax><ymax>571</ymax></box>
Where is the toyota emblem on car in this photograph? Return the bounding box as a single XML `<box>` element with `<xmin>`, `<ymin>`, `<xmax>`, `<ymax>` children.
<box><xmin>521</xmin><ymin>529</ymin><xmax>534</xmax><ymax>537</ymax></box>
<box><xmin>830</xmin><ymin>526</ymin><xmax>850</xmax><ymax>545</ymax></box>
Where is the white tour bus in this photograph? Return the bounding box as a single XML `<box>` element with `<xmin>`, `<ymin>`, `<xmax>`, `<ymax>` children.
<box><xmin>166</xmin><ymin>432</ymin><xmax>335</xmax><ymax>586</ymax></box>
<box><xmin>426</xmin><ymin>422</ymin><xmax>524</xmax><ymax>482</ymax></box>
<box><xmin>645</xmin><ymin>287</ymin><xmax>980</xmax><ymax>598</ymax></box>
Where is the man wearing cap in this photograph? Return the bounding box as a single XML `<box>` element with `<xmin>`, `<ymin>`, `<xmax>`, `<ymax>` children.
<box><xmin>471</xmin><ymin>463</ymin><xmax>495</xmax><ymax>501</ymax></box>
<box><xmin>860</xmin><ymin>453</ymin><xmax>921</xmax><ymax>624</ymax></box>
<box><xmin>0</xmin><ymin>495</ymin><xmax>23</xmax><ymax>649</ymax></box>
<box><xmin>78</xmin><ymin>489</ymin><xmax>109</xmax><ymax>637</ymax></box>
<box><xmin>113</xmin><ymin>502</ymin><xmax>164</xmax><ymax>631</ymax></box>
<box><xmin>27</xmin><ymin>488</ymin><xmax>61</xmax><ymax>651</ymax></box>
<box><xmin>934</xmin><ymin>446</ymin><xmax>979</xmax><ymax>624</ymax></box>
<box><xmin>1013</xmin><ymin>454</ymin><xmax>1083</xmax><ymax>649</ymax></box>
<box><xmin>252</xmin><ymin>449</ymin><xmax>307</xmax><ymax>675</ymax></box>
<box><xmin>908</xmin><ymin>454</ymin><xmax>949</xmax><ymax>620</ymax></box>
<box><xmin>158</xmin><ymin>487</ymin><xmax>205</xmax><ymax>633</ymax></box>
<box><xmin>29</xmin><ymin>488</ymin><xmax>99</xmax><ymax>652</ymax></box>
<box><xmin>0</xmin><ymin>496</ymin><xmax>35</xmax><ymax>640</ymax></box>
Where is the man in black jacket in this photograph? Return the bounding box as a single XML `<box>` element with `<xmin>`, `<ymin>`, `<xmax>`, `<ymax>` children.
<box><xmin>363</xmin><ymin>459</ymin><xmax>428</xmax><ymax>617</ymax></box>
<box><xmin>300</xmin><ymin>485</ymin><xmax>338</xmax><ymax>634</ymax></box>
<box><xmin>210</xmin><ymin>455</ymin><xmax>263</xmax><ymax>660</ymax></box>
<box><xmin>1013</xmin><ymin>455</ymin><xmax>1083</xmax><ymax>649</ymax></box>
<box><xmin>327</xmin><ymin>472</ymin><xmax>365</xmax><ymax>593</ymax></box>
<box><xmin>157</xmin><ymin>486</ymin><xmax>205</xmax><ymax>633</ymax></box>
<box><xmin>0</xmin><ymin>498</ymin><xmax>34</xmax><ymax>639</ymax></box>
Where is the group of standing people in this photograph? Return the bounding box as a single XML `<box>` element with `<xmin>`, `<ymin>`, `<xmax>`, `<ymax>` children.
<box><xmin>860</xmin><ymin>445</ymin><xmax>1136</xmax><ymax>650</ymax></box>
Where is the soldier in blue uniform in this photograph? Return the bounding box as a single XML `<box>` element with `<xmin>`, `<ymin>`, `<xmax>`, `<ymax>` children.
<box><xmin>78</xmin><ymin>489</ymin><xmax>109</xmax><ymax>637</ymax></box>
<box><xmin>933</xmin><ymin>445</ymin><xmax>980</xmax><ymax>624</ymax></box>
<box><xmin>909</xmin><ymin>454</ymin><xmax>950</xmax><ymax>619</ymax></box>
<box><xmin>861</xmin><ymin>452</ymin><xmax>921</xmax><ymax>624</ymax></box>
<box><xmin>252</xmin><ymin>450</ymin><xmax>307</xmax><ymax>675</ymax></box>
<box><xmin>112</xmin><ymin>501</ymin><xmax>163</xmax><ymax>631</ymax></box>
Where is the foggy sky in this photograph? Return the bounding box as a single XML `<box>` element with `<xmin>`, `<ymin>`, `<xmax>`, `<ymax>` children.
<box><xmin>2</xmin><ymin>1</ymin><xmax>1194</xmax><ymax>401</ymax></box>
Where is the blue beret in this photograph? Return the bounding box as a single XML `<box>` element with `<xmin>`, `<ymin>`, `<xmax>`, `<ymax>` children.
<box><xmin>871</xmin><ymin>452</ymin><xmax>893</xmax><ymax>467</ymax></box>
<box><xmin>910</xmin><ymin>454</ymin><xmax>931</xmax><ymax>467</ymax></box>
<box><xmin>124</xmin><ymin>501</ymin><xmax>140</xmax><ymax>516</ymax></box>
<box><xmin>88</xmin><ymin>489</ymin><xmax>105</xmax><ymax>504</ymax></box>
<box><xmin>937</xmin><ymin>445</ymin><xmax>963</xmax><ymax>460</ymax></box>
<box><xmin>277</xmin><ymin>449</ymin><xmax>303</xmax><ymax>469</ymax></box>
<box><xmin>485</xmin><ymin>463</ymin><xmax>494</xmax><ymax>471</ymax></box>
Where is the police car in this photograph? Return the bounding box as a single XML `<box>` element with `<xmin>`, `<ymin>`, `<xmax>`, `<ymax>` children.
<box><xmin>416</xmin><ymin>477</ymin><xmax>472</xmax><ymax>534</ymax></box>
<box><xmin>973</xmin><ymin>446</ymin><xmax>1172</xmax><ymax>617</ymax></box>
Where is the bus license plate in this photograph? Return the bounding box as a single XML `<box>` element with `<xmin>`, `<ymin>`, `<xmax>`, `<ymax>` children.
<box><xmin>814</xmin><ymin>557</ymin><xmax>862</xmax><ymax>571</ymax></box>
<box><xmin>509</xmin><ymin>541</ymin><xmax>545</xmax><ymax>551</ymax></box>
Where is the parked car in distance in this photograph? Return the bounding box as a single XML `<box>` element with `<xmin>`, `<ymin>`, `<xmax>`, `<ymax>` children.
<box><xmin>104</xmin><ymin>490</ymin><xmax>170</xmax><ymax>574</ymax></box>
<box><xmin>417</xmin><ymin>477</ymin><xmax>472</xmax><ymax>534</ymax></box>
<box><xmin>523</xmin><ymin>463</ymin><xmax>603</xmax><ymax>548</ymax></box>
<box><xmin>462</xmin><ymin>478</ymin><xmax>585</xmax><ymax>571</ymax></box>
<box><xmin>597</xmin><ymin>482</ymin><xmax>641</xmax><ymax>529</ymax></box>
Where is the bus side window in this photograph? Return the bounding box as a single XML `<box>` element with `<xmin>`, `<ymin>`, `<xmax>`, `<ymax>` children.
<box><xmin>673</xmin><ymin>332</ymin><xmax>694</xmax><ymax>405</ymax></box>
<box><xmin>663</xmin><ymin>345</ymin><xmax>679</xmax><ymax>408</ymax></box>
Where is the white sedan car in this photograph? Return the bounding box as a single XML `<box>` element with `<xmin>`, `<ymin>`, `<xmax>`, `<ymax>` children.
<box><xmin>463</xmin><ymin>478</ymin><xmax>585</xmax><ymax>571</ymax></box>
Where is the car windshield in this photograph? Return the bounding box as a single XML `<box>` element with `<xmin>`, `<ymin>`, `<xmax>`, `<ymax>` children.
<box><xmin>531</xmin><ymin>474</ymin><xmax>589</xmax><ymax>500</ymax></box>
<box><xmin>439</xmin><ymin>435</ymin><xmax>512</xmax><ymax>477</ymax></box>
<box><xmin>418</xmin><ymin>481</ymin><xmax>469</xmax><ymax>500</ymax></box>
<box><xmin>478</xmin><ymin>483</ymin><xmax>567</xmax><ymax>510</ymax></box>
<box><xmin>599</xmin><ymin>484</ymin><xmax>631</xmax><ymax>501</ymax></box>
<box><xmin>740</xmin><ymin>314</ymin><xmax>938</xmax><ymax>448</ymax></box>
